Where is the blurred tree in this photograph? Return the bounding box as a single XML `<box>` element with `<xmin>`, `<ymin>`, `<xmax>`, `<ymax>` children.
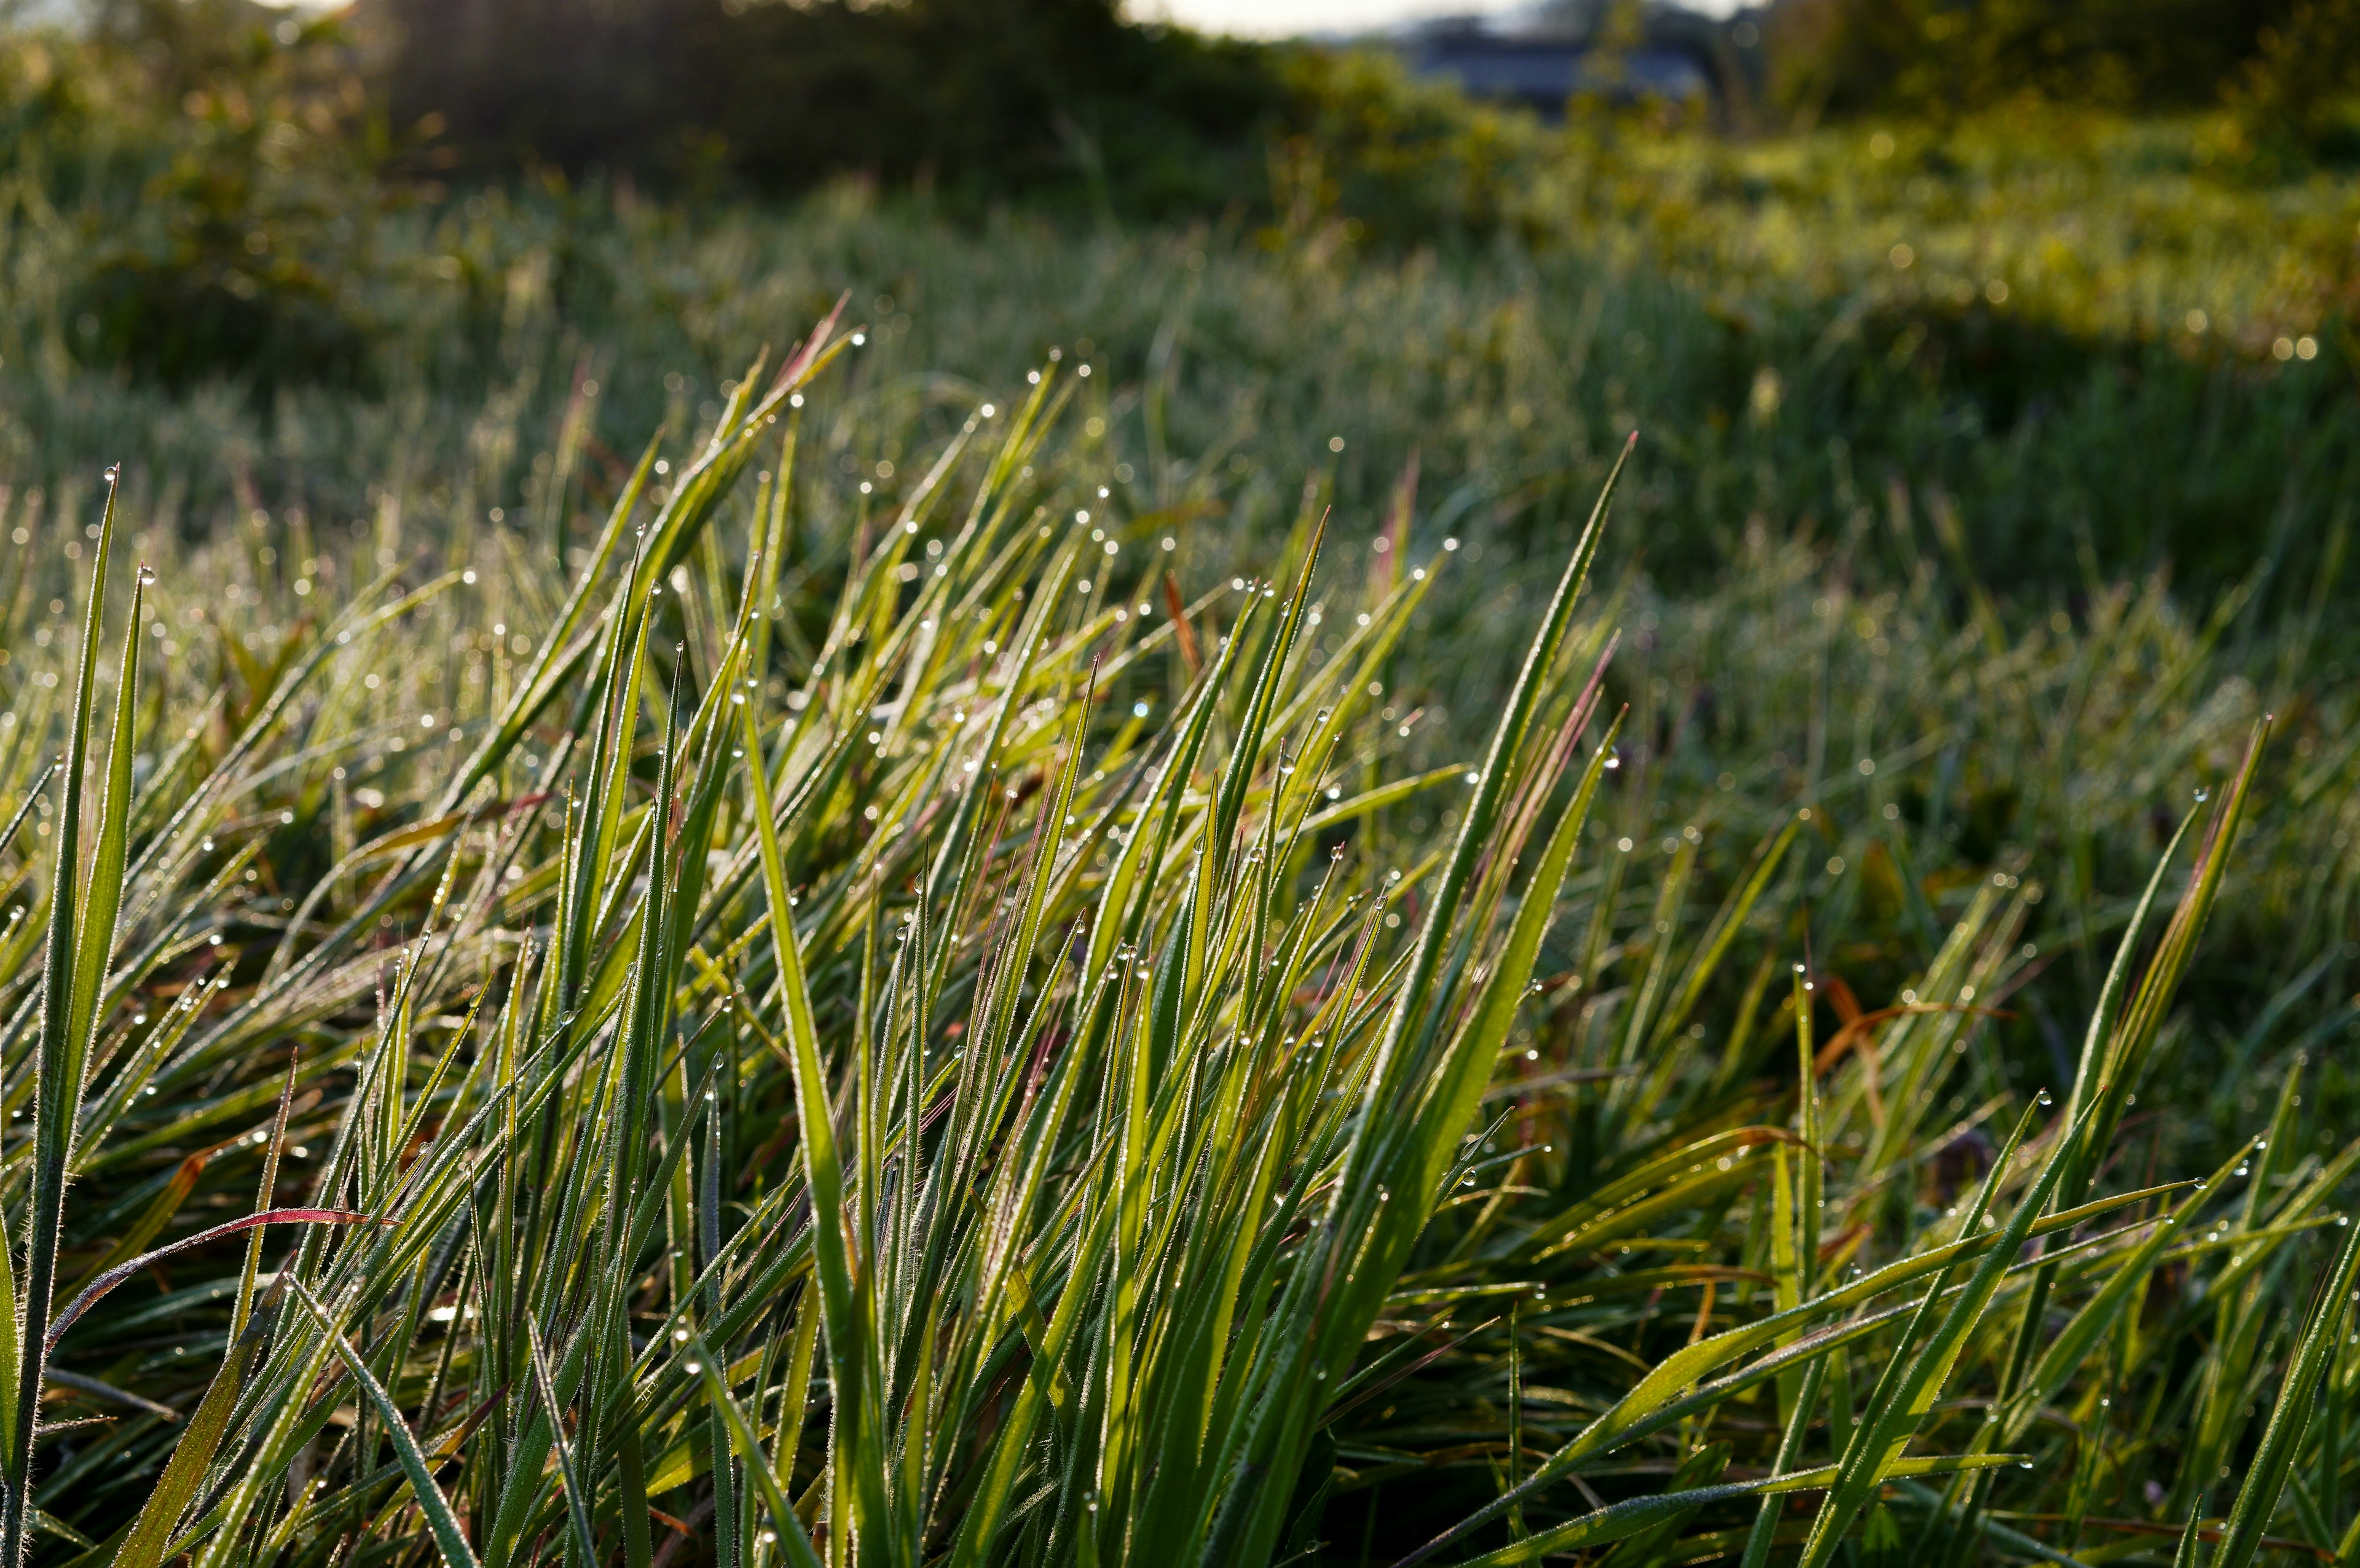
<box><xmin>2227</xmin><ymin>0</ymin><xmax>2360</xmax><ymax>157</ymax></box>
<box><xmin>374</xmin><ymin>0</ymin><xmax>1284</xmax><ymax>212</ymax></box>
<box><xmin>32</xmin><ymin>0</ymin><xmax>389</xmax><ymax>387</ymax></box>
<box><xmin>1764</xmin><ymin>0</ymin><xmax>2326</xmax><ymax>123</ymax></box>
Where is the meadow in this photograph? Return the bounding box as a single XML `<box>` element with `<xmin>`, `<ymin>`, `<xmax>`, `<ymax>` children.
<box><xmin>0</xmin><ymin>17</ymin><xmax>2358</xmax><ymax>1566</ymax></box>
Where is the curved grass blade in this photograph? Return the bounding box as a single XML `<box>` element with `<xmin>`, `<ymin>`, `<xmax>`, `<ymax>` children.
<box><xmin>1437</xmin><ymin>1453</ymin><xmax>2026</xmax><ymax>1568</ymax></box>
<box><xmin>49</xmin><ymin>1210</ymin><xmax>377</xmax><ymax>1349</ymax></box>
<box><xmin>289</xmin><ymin>1279</ymin><xmax>482</xmax><ymax>1568</ymax></box>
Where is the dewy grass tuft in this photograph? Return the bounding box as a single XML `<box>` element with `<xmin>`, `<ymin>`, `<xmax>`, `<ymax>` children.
<box><xmin>0</xmin><ymin>319</ymin><xmax>2345</xmax><ymax>1564</ymax></box>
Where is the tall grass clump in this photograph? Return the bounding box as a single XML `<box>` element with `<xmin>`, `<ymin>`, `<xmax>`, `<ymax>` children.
<box><xmin>0</xmin><ymin>304</ymin><xmax>2352</xmax><ymax>1567</ymax></box>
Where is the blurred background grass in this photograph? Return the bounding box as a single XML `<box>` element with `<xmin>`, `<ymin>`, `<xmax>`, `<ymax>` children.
<box><xmin>1</xmin><ymin>0</ymin><xmax>2351</xmax><ymax>1164</ymax></box>
<box><xmin>4</xmin><ymin>0</ymin><xmax>2356</xmax><ymax>600</ymax></box>
<box><xmin>4</xmin><ymin>0</ymin><xmax>2354</xmax><ymax>1054</ymax></box>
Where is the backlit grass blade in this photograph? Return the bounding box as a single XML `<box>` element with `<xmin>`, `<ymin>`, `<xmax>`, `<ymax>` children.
<box><xmin>737</xmin><ymin>691</ymin><xmax>890</xmax><ymax>1561</ymax></box>
<box><xmin>527</xmin><ymin>1312</ymin><xmax>598</xmax><ymax>1567</ymax></box>
<box><xmin>230</xmin><ymin>1051</ymin><xmax>301</xmax><ymax>1341</ymax></box>
<box><xmin>106</xmin><ymin>1292</ymin><xmax>281</xmax><ymax>1568</ymax></box>
<box><xmin>2</xmin><ymin>471</ymin><xmax>128</xmax><ymax>1568</ymax></box>
<box><xmin>1795</xmin><ymin>1092</ymin><xmax>2101</xmax><ymax>1568</ymax></box>
<box><xmin>2007</xmin><ymin>1138</ymin><xmax>2261</xmax><ymax>1440</ymax></box>
<box><xmin>687</xmin><ymin>1338</ymin><xmax>825</xmax><ymax>1568</ymax></box>
<box><xmin>1399</xmin><ymin>1180</ymin><xmax>2171</xmax><ymax>1565</ymax></box>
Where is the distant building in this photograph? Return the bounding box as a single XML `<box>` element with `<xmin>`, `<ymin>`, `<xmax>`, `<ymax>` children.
<box><xmin>1405</xmin><ymin>17</ymin><xmax>1716</xmax><ymax>116</ymax></box>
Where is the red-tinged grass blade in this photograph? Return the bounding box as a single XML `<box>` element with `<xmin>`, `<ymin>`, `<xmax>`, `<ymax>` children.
<box><xmin>769</xmin><ymin>291</ymin><xmax>849</xmax><ymax>398</ymax></box>
<box><xmin>2173</xmin><ymin>1510</ymin><xmax>2207</xmax><ymax>1568</ymax></box>
<box><xmin>290</xmin><ymin>1280</ymin><xmax>481</xmax><ymax>1568</ymax></box>
<box><xmin>48</xmin><ymin>1209</ymin><xmax>377</xmax><ymax>1349</ymax></box>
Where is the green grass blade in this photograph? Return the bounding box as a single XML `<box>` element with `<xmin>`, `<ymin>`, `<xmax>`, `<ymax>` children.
<box><xmin>527</xmin><ymin>1312</ymin><xmax>599</xmax><ymax>1567</ymax></box>
<box><xmin>1439</xmin><ymin>1454</ymin><xmax>2025</xmax><ymax>1568</ymax></box>
<box><xmin>291</xmin><ymin>1280</ymin><xmax>482</xmax><ymax>1568</ymax></box>
<box><xmin>4</xmin><ymin>471</ymin><xmax>125</xmax><ymax>1568</ymax></box>
<box><xmin>2210</xmin><ymin>1212</ymin><xmax>2360</xmax><ymax>1568</ymax></box>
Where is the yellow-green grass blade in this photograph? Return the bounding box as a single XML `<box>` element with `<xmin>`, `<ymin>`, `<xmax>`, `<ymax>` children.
<box><xmin>527</xmin><ymin>1312</ymin><xmax>598</xmax><ymax>1567</ymax></box>
<box><xmin>687</xmin><ymin>1338</ymin><xmax>825</xmax><ymax>1568</ymax></box>
<box><xmin>105</xmin><ymin>1292</ymin><xmax>280</xmax><ymax>1568</ymax></box>
<box><xmin>737</xmin><ymin>690</ymin><xmax>891</xmax><ymax>1560</ymax></box>
<box><xmin>1396</xmin><ymin>1180</ymin><xmax>2175</xmax><ymax>1566</ymax></box>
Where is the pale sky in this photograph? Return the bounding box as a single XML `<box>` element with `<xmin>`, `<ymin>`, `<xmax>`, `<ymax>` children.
<box><xmin>1130</xmin><ymin>0</ymin><xmax>1742</xmax><ymax>38</ymax></box>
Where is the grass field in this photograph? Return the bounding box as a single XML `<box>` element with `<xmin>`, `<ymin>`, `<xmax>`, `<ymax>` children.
<box><xmin>2</xmin><ymin>23</ymin><xmax>2360</xmax><ymax>1564</ymax></box>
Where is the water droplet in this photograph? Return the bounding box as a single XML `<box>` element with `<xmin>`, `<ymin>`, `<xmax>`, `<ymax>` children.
<box><xmin>2193</xmin><ymin>787</ymin><xmax>2209</xmax><ymax>802</ymax></box>
<box><xmin>2036</xmin><ymin>1090</ymin><xmax>2053</xmax><ymax>1106</ymax></box>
